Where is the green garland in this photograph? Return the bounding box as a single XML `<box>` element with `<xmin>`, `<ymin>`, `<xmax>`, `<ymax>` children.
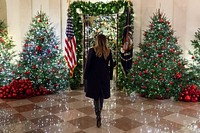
<box><xmin>69</xmin><ymin>0</ymin><xmax>134</xmax><ymax>89</ymax></box>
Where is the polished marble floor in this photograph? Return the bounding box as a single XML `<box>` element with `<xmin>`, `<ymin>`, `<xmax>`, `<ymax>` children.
<box><xmin>0</xmin><ymin>86</ymin><xmax>200</xmax><ymax>133</ymax></box>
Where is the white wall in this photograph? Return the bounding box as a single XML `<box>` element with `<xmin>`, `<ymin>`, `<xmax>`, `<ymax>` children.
<box><xmin>4</xmin><ymin>0</ymin><xmax>200</xmax><ymax>60</ymax></box>
<box><xmin>133</xmin><ymin>0</ymin><xmax>200</xmax><ymax>61</ymax></box>
<box><xmin>0</xmin><ymin>0</ymin><xmax>7</xmax><ymax>23</ymax></box>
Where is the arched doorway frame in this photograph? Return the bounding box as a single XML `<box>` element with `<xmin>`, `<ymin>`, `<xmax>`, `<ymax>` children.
<box><xmin>68</xmin><ymin>1</ymin><xmax>134</xmax><ymax>89</ymax></box>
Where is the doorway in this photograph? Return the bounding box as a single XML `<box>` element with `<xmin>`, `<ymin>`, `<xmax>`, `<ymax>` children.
<box><xmin>83</xmin><ymin>14</ymin><xmax>118</xmax><ymax>85</ymax></box>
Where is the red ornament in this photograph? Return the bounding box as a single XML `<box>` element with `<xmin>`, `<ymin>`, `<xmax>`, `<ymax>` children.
<box><xmin>184</xmin><ymin>95</ymin><xmax>191</xmax><ymax>102</ymax></box>
<box><xmin>170</xmin><ymin>48</ymin><xmax>174</xmax><ymax>52</ymax></box>
<box><xmin>24</xmin><ymin>44</ymin><xmax>28</xmax><ymax>47</ymax></box>
<box><xmin>151</xmin><ymin>70</ymin><xmax>154</xmax><ymax>73</ymax></box>
<box><xmin>159</xmin><ymin>18</ymin><xmax>164</xmax><ymax>22</ymax></box>
<box><xmin>12</xmin><ymin>93</ymin><xmax>17</xmax><ymax>97</ymax></box>
<box><xmin>175</xmin><ymin>72</ymin><xmax>181</xmax><ymax>79</ymax></box>
<box><xmin>192</xmin><ymin>55</ymin><xmax>195</xmax><ymax>59</ymax></box>
<box><xmin>0</xmin><ymin>37</ymin><xmax>5</xmax><ymax>43</ymax></box>
<box><xmin>54</xmin><ymin>45</ymin><xmax>58</xmax><ymax>49</ymax></box>
<box><xmin>179</xmin><ymin>97</ymin><xmax>183</xmax><ymax>101</ymax></box>
<box><xmin>139</xmin><ymin>72</ymin><xmax>142</xmax><ymax>76</ymax></box>
<box><xmin>24</xmin><ymin>71</ymin><xmax>30</xmax><ymax>75</ymax></box>
<box><xmin>141</xmin><ymin>86</ymin><xmax>147</xmax><ymax>89</ymax></box>
<box><xmin>8</xmin><ymin>94</ymin><xmax>12</xmax><ymax>98</ymax></box>
<box><xmin>158</xmin><ymin>54</ymin><xmax>162</xmax><ymax>58</ymax></box>
<box><xmin>134</xmin><ymin>61</ymin><xmax>138</xmax><ymax>65</ymax></box>
<box><xmin>36</xmin><ymin>45</ymin><xmax>42</xmax><ymax>51</ymax></box>
<box><xmin>0</xmin><ymin>93</ymin><xmax>3</xmax><ymax>98</ymax></box>
<box><xmin>19</xmin><ymin>88</ymin><xmax>23</xmax><ymax>92</ymax></box>
<box><xmin>40</xmin><ymin>36</ymin><xmax>44</xmax><ymax>41</ymax></box>
<box><xmin>32</xmin><ymin>65</ymin><xmax>37</xmax><ymax>69</ymax></box>
<box><xmin>191</xmin><ymin>84</ymin><xmax>197</xmax><ymax>90</ymax></box>
<box><xmin>6</xmin><ymin>89</ymin><xmax>9</xmax><ymax>92</ymax></box>
<box><xmin>38</xmin><ymin>18</ymin><xmax>42</xmax><ymax>22</ymax></box>
<box><xmin>47</xmin><ymin>49</ymin><xmax>51</xmax><ymax>53</ymax></box>
<box><xmin>143</xmin><ymin>32</ymin><xmax>147</xmax><ymax>36</ymax></box>
<box><xmin>192</xmin><ymin>97</ymin><xmax>198</xmax><ymax>102</ymax></box>
<box><xmin>143</xmin><ymin>70</ymin><xmax>148</xmax><ymax>74</ymax></box>
<box><xmin>166</xmin><ymin>88</ymin><xmax>170</xmax><ymax>92</ymax></box>
<box><xmin>36</xmin><ymin>92</ymin><xmax>40</xmax><ymax>95</ymax></box>
<box><xmin>26</xmin><ymin>89</ymin><xmax>32</xmax><ymax>95</ymax></box>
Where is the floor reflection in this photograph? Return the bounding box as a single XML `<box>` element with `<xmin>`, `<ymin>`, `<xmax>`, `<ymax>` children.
<box><xmin>0</xmin><ymin>87</ymin><xmax>200</xmax><ymax>133</ymax></box>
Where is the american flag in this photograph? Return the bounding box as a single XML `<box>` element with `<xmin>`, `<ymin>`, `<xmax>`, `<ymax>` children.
<box><xmin>64</xmin><ymin>10</ymin><xmax>77</xmax><ymax>77</ymax></box>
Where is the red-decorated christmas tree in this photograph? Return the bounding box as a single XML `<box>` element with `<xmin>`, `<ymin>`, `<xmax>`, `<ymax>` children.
<box><xmin>177</xmin><ymin>28</ymin><xmax>200</xmax><ymax>102</ymax></box>
<box><xmin>16</xmin><ymin>11</ymin><xmax>69</xmax><ymax>93</ymax></box>
<box><xmin>188</xmin><ymin>28</ymin><xmax>200</xmax><ymax>87</ymax></box>
<box><xmin>0</xmin><ymin>20</ymin><xmax>16</xmax><ymax>87</ymax></box>
<box><xmin>126</xmin><ymin>10</ymin><xmax>188</xmax><ymax>99</ymax></box>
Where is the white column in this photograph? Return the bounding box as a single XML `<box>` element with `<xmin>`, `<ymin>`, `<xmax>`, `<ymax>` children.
<box><xmin>132</xmin><ymin>0</ymin><xmax>141</xmax><ymax>52</ymax></box>
<box><xmin>61</xmin><ymin>0</ymin><xmax>68</xmax><ymax>49</ymax></box>
<box><xmin>31</xmin><ymin>0</ymin><xmax>49</xmax><ymax>16</ymax></box>
<box><xmin>0</xmin><ymin>0</ymin><xmax>7</xmax><ymax>22</ymax></box>
<box><xmin>6</xmin><ymin>0</ymin><xmax>21</xmax><ymax>55</ymax></box>
<box><xmin>49</xmin><ymin>0</ymin><xmax>61</xmax><ymax>45</ymax></box>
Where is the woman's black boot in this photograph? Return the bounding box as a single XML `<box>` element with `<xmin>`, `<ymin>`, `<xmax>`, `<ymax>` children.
<box><xmin>94</xmin><ymin>99</ymin><xmax>102</xmax><ymax>128</ymax></box>
<box><xmin>96</xmin><ymin>112</ymin><xmax>101</xmax><ymax>128</ymax></box>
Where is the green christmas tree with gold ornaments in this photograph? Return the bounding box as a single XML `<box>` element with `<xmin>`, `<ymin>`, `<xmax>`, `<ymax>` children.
<box><xmin>126</xmin><ymin>10</ymin><xmax>188</xmax><ymax>99</ymax></box>
<box><xmin>16</xmin><ymin>11</ymin><xmax>69</xmax><ymax>93</ymax></box>
<box><xmin>0</xmin><ymin>20</ymin><xmax>16</xmax><ymax>87</ymax></box>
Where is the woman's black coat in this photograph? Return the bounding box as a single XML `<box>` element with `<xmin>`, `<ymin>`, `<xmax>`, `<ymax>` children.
<box><xmin>84</xmin><ymin>48</ymin><xmax>113</xmax><ymax>100</ymax></box>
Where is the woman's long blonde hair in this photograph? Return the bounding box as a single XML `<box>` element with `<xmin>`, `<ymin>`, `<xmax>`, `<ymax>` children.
<box><xmin>93</xmin><ymin>34</ymin><xmax>110</xmax><ymax>60</ymax></box>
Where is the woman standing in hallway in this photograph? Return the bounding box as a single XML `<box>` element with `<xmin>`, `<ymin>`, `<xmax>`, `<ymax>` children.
<box><xmin>84</xmin><ymin>34</ymin><xmax>113</xmax><ymax>128</ymax></box>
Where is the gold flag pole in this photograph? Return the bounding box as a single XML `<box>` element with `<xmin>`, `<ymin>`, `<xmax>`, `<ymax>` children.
<box><xmin>67</xmin><ymin>0</ymin><xmax>71</xmax><ymax>9</ymax></box>
<box><xmin>127</xmin><ymin>0</ymin><xmax>130</xmax><ymax>6</ymax></box>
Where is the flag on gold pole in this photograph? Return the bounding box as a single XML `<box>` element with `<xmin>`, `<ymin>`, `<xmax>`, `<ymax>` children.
<box><xmin>121</xmin><ymin>0</ymin><xmax>133</xmax><ymax>75</ymax></box>
<box><xmin>64</xmin><ymin>0</ymin><xmax>77</xmax><ymax>77</ymax></box>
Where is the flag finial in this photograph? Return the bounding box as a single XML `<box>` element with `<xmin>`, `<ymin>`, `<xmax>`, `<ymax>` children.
<box><xmin>67</xmin><ymin>0</ymin><xmax>71</xmax><ymax>9</ymax></box>
<box><xmin>127</xmin><ymin>0</ymin><xmax>131</xmax><ymax>6</ymax></box>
